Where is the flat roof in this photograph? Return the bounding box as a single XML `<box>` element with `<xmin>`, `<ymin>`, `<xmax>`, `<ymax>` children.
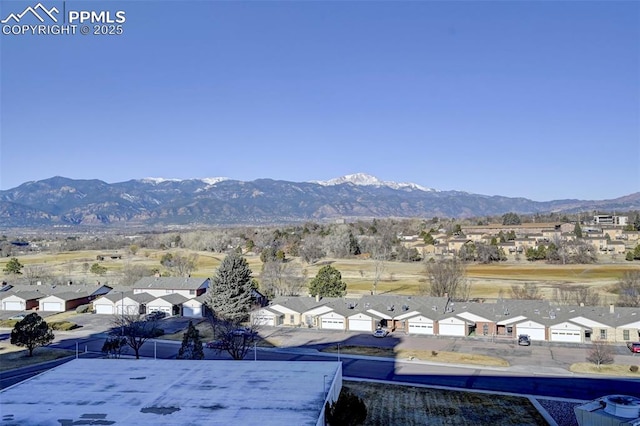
<box><xmin>1</xmin><ymin>359</ymin><xmax>341</xmax><ymax>425</ymax></box>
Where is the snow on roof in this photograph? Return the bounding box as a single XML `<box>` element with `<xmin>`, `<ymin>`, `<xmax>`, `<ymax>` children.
<box><xmin>1</xmin><ymin>359</ymin><xmax>341</xmax><ymax>426</ymax></box>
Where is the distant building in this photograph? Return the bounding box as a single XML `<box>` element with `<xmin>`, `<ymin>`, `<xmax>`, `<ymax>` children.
<box><xmin>593</xmin><ymin>214</ymin><xmax>628</xmax><ymax>226</ymax></box>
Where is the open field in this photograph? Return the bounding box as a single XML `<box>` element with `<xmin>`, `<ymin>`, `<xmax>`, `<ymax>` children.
<box><xmin>321</xmin><ymin>345</ymin><xmax>509</xmax><ymax>367</ymax></box>
<box><xmin>2</xmin><ymin>249</ymin><xmax>639</xmax><ymax>300</ymax></box>
<box><xmin>343</xmin><ymin>380</ymin><xmax>548</xmax><ymax>425</ymax></box>
<box><xmin>569</xmin><ymin>362</ymin><xmax>640</xmax><ymax>377</ymax></box>
<box><xmin>0</xmin><ymin>345</ymin><xmax>74</xmax><ymax>371</ymax></box>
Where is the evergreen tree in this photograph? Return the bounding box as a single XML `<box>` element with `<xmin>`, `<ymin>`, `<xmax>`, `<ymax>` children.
<box><xmin>502</xmin><ymin>212</ymin><xmax>521</xmax><ymax>225</ymax></box>
<box><xmin>325</xmin><ymin>389</ymin><xmax>367</xmax><ymax>426</ymax></box>
<box><xmin>3</xmin><ymin>257</ymin><xmax>23</xmax><ymax>275</ymax></box>
<box><xmin>309</xmin><ymin>265</ymin><xmax>347</xmax><ymax>297</ymax></box>
<box><xmin>574</xmin><ymin>222</ymin><xmax>583</xmax><ymax>238</ymax></box>
<box><xmin>177</xmin><ymin>321</ymin><xmax>204</xmax><ymax>360</ymax></box>
<box><xmin>205</xmin><ymin>252</ymin><xmax>254</xmax><ymax>323</ymax></box>
<box><xmin>10</xmin><ymin>313</ymin><xmax>54</xmax><ymax>357</ymax></box>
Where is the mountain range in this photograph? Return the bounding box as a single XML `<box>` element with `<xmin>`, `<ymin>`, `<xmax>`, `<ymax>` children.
<box><xmin>0</xmin><ymin>173</ymin><xmax>638</xmax><ymax>228</ymax></box>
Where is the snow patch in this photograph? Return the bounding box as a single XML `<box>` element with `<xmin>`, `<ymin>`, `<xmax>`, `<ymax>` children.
<box><xmin>312</xmin><ymin>173</ymin><xmax>436</xmax><ymax>192</ymax></box>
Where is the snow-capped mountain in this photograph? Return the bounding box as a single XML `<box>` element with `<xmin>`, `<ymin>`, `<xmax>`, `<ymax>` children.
<box><xmin>312</xmin><ymin>173</ymin><xmax>435</xmax><ymax>192</ymax></box>
<box><xmin>0</xmin><ymin>175</ymin><xmax>637</xmax><ymax>228</ymax></box>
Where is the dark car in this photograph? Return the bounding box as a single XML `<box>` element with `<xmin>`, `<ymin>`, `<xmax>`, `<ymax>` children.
<box><xmin>628</xmin><ymin>342</ymin><xmax>640</xmax><ymax>353</ymax></box>
<box><xmin>205</xmin><ymin>340</ymin><xmax>225</xmax><ymax>349</ymax></box>
<box><xmin>146</xmin><ymin>311</ymin><xmax>166</xmax><ymax>321</ymax></box>
<box><xmin>518</xmin><ymin>334</ymin><xmax>531</xmax><ymax>346</ymax></box>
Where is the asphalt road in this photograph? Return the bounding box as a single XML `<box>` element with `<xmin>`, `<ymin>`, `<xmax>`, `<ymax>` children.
<box><xmin>2</xmin><ymin>316</ymin><xmax>640</xmax><ymax>402</ymax></box>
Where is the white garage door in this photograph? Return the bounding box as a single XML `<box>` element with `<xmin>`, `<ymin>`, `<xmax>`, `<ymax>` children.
<box><xmin>3</xmin><ymin>301</ymin><xmax>23</xmax><ymax>311</ymax></box>
<box><xmin>183</xmin><ymin>305</ymin><xmax>202</xmax><ymax>318</ymax></box>
<box><xmin>408</xmin><ymin>323</ymin><xmax>434</xmax><ymax>335</ymax></box>
<box><xmin>321</xmin><ymin>318</ymin><xmax>344</xmax><ymax>330</ymax></box>
<box><xmin>149</xmin><ymin>306</ymin><xmax>171</xmax><ymax>315</ymax></box>
<box><xmin>517</xmin><ymin>326</ymin><xmax>545</xmax><ymax>341</ymax></box>
<box><xmin>43</xmin><ymin>302</ymin><xmax>63</xmax><ymax>311</ymax></box>
<box><xmin>95</xmin><ymin>304</ymin><xmax>114</xmax><ymax>315</ymax></box>
<box><xmin>551</xmin><ymin>330</ymin><xmax>582</xmax><ymax>343</ymax></box>
<box><xmin>348</xmin><ymin>319</ymin><xmax>372</xmax><ymax>331</ymax></box>
<box><xmin>439</xmin><ymin>323</ymin><xmax>465</xmax><ymax>336</ymax></box>
<box><xmin>253</xmin><ymin>315</ymin><xmax>275</xmax><ymax>326</ymax></box>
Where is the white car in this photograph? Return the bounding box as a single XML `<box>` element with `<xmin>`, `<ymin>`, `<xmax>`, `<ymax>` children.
<box><xmin>373</xmin><ymin>329</ymin><xmax>388</xmax><ymax>338</ymax></box>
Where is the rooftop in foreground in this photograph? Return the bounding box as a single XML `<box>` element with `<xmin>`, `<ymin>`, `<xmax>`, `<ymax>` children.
<box><xmin>1</xmin><ymin>359</ymin><xmax>342</xmax><ymax>426</ymax></box>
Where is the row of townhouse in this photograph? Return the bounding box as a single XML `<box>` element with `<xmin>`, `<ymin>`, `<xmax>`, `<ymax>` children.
<box><xmin>0</xmin><ymin>277</ymin><xmax>211</xmax><ymax>318</ymax></box>
<box><xmin>0</xmin><ymin>282</ymin><xmax>112</xmax><ymax>312</ymax></box>
<box><xmin>92</xmin><ymin>277</ymin><xmax>211</xmax><ymax>318</ymax></box>
<box><xmin>251</xmin><ymin>295</ymin><xmax>640</xmax><ymax>344</ymax></box>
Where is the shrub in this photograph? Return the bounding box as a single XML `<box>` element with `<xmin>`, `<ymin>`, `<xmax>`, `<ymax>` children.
<box><xmin>76</xmin><ymin>304</ymin><xmax>92</xmax><ymax>314</ymax></box>
<box><xmin>630</xmin><ymin>365</ymin><xmax>639</xmax><ymax>373</ymax></box>
<box><xmin>151</xmin><ymin>328</ymin><xmax>164</xmax><ymax>337</ymax></box>
<box><xmin>325</xmin><ymin>389</ymin><xmax>367</xmax><ymax>426</ymax></box>
<box><xmin>49</xmin><ymin>321</ymin><xmax>79</xmax><ymax>331</ymax></box>
<box><xmin>431</xmin><ymin>350</ymin><xmax>438</xmax><ymax>357</ymax></box>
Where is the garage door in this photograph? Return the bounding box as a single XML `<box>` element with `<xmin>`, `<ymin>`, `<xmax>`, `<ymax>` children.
<box><xmin>321</xmin><ymin>318</ymin><xmax>344</xmax><ymax>330</ymax></box>
<box><xmin>517</xmin><ymin>326</ymin><xmax>545</xmax><ymax>341</ymax></box>
<box><xmin>348</xmin><ymin>319</ymin><xmax>372</xmax><ymax>331</ymax></box>
<box><xmin>439</xmin><ymin>323</ymin><xmax>465</xmax><ymax>336</ymax></box>
<box><xmin>149</xmin><ymin>306</ymin><xmax>171</xmax><ymax>315</ymax></box>
<box><xmin>408</xmin><ymin>323</ymin><xmax>434</xmax><ymax>335</ymax></box>
<box><xmin>183</xmin><ymin>305</ymin><xmax>202</xmax><ymax>318</ymax></box>
<box><xmin>3</xmin><ymin>301</ymin><xmax>23</xmax><ymax>311</ymax></box>
<box><xmin>95</xmin><ymin>304</ymin><xmax>114</xmax><ymax>315</ymax></box>
<box><xmin>551</xmin><ymin>330</ymin><xmax>582</xmax><ymax>343</ymax></box>
<box><xmin>253</xmin><ymin>315</ymin><xmax>274</xmax><ymax>326</ymax></box>
<box><xmin>43</xmin><ymin>302</ymin><xmax>63</xmax><ymax>311</ymax></box>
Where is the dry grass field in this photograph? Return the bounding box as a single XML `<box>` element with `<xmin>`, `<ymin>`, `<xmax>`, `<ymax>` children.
<box><xmin>2</xmin><ymin>249</ymin><xmax>638</xmax><ymax>301</ymax></box>
<box><xmin>342</xmin><ymin>381</ymin><xmax>548</xmax><ymax>425</ymax></box>
<box><xmin>569</xmin><ymin>362</ymin><xmax>640</xmax><ymax>377</ymax></box>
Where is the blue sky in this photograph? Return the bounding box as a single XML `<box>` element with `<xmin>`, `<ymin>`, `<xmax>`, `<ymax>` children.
<box><xmin>1</xmin><ymin>0</ymin><xmax>638</xmax><ymax>201</ymax></box>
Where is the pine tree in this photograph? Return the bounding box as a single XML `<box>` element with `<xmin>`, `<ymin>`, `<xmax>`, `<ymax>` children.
<box><xmin>309</xmin><ymin>265</ymin><xmax>347</xmax><ymax>297</ymax></box>
<box><xmin>177</xmin><ymin>321</ymin><xmax>204</xmax><ymax>360</ymax></box>
<box><xmin>205</xmin><ymin>252</ymin><xmax>254</xmax><ymax>323</ymax></box>
<box><xmin>10</xmin><ymin>313</ymin><xmax>54</xmax><ymax>357</ymax></box>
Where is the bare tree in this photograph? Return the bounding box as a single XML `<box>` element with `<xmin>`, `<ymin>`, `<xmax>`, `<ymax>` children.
<box><xmin>204</xmin><ymin>314</ymin><xmax>258</xmax><ymax>360</ymax></box>
<box><xmin>509</xmin><ymin>282</ymin><xmax>542</xmax><ymax>300</ymax></box>
<box><xmin>616</xmin><ymin>271</ymin><xmax>640</xmax><ymax>307</ymax></box>
<box><xmin>422</xmin><ymin>258</ymin><xmax>470</xmax><ymax>301</ymax></box>
<box><xmin>586</xmin><ymin>340</ymin><xmax>615</xmax><ymax>369</ymax></box>
<box><xmin>112</xmin><ymin>313</ymin><xmax>160</xmax><ymax>359</ymax></box>
<box><xmin>22</xmin><ymin>264</ymin><xmax>53</xmax><ymax>285</ymax></box>
<box><xmin>160</xmin><ymin>253</ymin><xmax>198</xmax><ymax>277</ymax></box>
<box><xmin>299</xmin><ymin>234</ymin><xmax>325</xmax><ymax>264</ymax></box>
<box><xmin>259</xmin><ymin>260</ymin><xmax>306</xmax><ymax>297</ymax></box>
<box><xmin>120</xmin><ymin>264</ymin><xmax>154</xmax><ymax>286</ymax></box>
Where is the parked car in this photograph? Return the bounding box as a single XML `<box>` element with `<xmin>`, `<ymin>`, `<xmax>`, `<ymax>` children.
<box><xmin>8</xmin><ymin>314</ymin><xmax>26</xmax><ymax>321</ymax></box>
<box><xmin>628</xmin><ymin>342</ymin><xmax>640</xmax><ymax>353</ymax></box>
<box><xmin>373</xmin><ymin>329</ymin><xmax>388</xmax><ymax>338</ymax></box>
<box><xmin>205</xmin><ymin>340</ymin><xmax>225</xmax><ymax>349</ymax></box>
<box><xmin>146</xmin><ymin>311</ymin><xmax>166</xmax><ymax>321</ymax></box>
<box><xmin>518</xmin><ymin>334</ymin><xmax>531</xmax><ymax>346</ymax></box>
<box><xmin>231</xmin><ymin>327</ymin><xmax>257</xmax><ymax>339</ymax></box>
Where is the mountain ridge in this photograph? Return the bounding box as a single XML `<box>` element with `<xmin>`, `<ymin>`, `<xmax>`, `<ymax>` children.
<box><xmin>0</xmin><ymin>174</ymin><xmax>638</xmax><ymax>228</ymax></box>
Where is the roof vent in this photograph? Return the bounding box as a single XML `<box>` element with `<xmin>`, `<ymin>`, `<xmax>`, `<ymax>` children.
<box><xmin>432</xmin><ymin>305</ymin><xmax>437</xmax><ymax>311</ymax></box>
<box><xmin>348</xmin><ymin>303</ymin><xmax>356</xmax><ymax>309</ymax></box>
<box><xmin>387</xmin><ymin>305</ymin><xmax>394</xmax><ymax>312</ymax></box>
<box><xmin>402</xmin><ymin>304</ymin><xmax>409</xmax><ymax>311</ymax></box>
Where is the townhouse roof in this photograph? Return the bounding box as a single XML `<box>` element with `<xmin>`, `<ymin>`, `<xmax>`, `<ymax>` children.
<box><xmin>0</xmin><ymin>290</ymin><xmax>46</xmax><ymax>301</ymax></box>
<box><xmin>133</xmin><ymin>276</ymin><xmax>209</xmax><ymax>290</ymax></box>
<box><xmin>157</xmin><ymin>293</ymin><xmax>190</xmax><ymax>305</ymax></box>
